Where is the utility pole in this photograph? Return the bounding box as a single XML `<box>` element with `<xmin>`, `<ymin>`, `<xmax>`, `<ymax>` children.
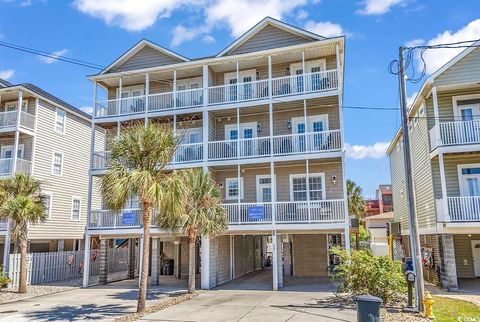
<box><xmin>398</xmin><ymin>46</ymin><xmax>425</xmax><ymax>312</ymax></box>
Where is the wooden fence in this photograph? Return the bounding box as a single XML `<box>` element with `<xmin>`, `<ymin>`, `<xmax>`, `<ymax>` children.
<box><xmin>8</xmin><ymin>248</ymin><xmax>130</xmax><ymax>287</ymax></box>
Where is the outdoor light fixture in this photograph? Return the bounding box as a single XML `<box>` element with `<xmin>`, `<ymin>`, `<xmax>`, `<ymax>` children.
<box><xmin>331</xmin><ymin>175</ymin><xmax>337</xmax><ymax>184</ymax></box>
<box><xmin>287</xmin><ymin>120</ymin><xmax>292</xmax><ymax>129</ymax></box>
<box><xmin>257</xmin><ymin>123</ymin><xmax>262</xmax><ymax>132</ymax></box>
<box><xmin>219</xmin><ymin>182</ymin><xmax>223</xmax><ymax>188</ymax></box>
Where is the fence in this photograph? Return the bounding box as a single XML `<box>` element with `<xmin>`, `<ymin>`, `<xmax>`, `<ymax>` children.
<box><xmin>8</xmin><ymin>247</ymin><xmax>130</xmax><ymax>287</ymax></box>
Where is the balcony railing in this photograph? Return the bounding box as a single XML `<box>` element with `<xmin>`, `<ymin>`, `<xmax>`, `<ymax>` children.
<box><xmin>174</xmin><ymin>142</ymin><xmax>203</xmax><ymax>163</ymax></box>
<box><xmin>0</xmin><ymin>158</ymin><xmax>32</xmax><ymax>176</ymax></box>
<box><xmin>208</xmin><ymin>137</ymin><xmax>271</xmax><ymax>160</ymax></box>
<box><xmin>430</xmin><ymin>120</ymin><xmax>480</xmax><ymax>149</ymax></box>
<box><xmin>0</xmin><ymin>111</ymin><xmax>35</xmax><ymax>131</ymax></box>
<box><xmin>88</xmin><ymin>199</ymin><xmax>346</xmax><ymax>229</ymax></box>
<box><xmin>0</xmin><ymin>219</ymin><xmax>8</xmax><ymax>231</ymax></box>
<box><xmin>94</xmin><ymin>69</ymin><xmax>339</xmax><ymax>119</ymax></box>
<box><xmin>436</xmin><ymin>196</ymin><xmax>480</xmax><ymax>222</ymax></box>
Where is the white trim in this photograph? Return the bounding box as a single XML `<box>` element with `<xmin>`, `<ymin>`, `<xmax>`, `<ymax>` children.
<box><xmin>54</xmin><ymin>107</ymin><xmax>66</xmax><ymax>134</ymax></box>
<box><xmin>116</xmin><ymin>85</ymin><xmax>145</xmax><ymax>97</ymax></box>
<box><xmin>256</xmin><ymin>174</ymin><xmax>276</xmax><ymax>202</ymax></box>
<box><xmin>224</xmin><ymin>69</ymin><xmax>257</xmax><ymax>84</ymax></box>
<box><xmin>291</xmin><ymin>114</ymin><xmax>329</xmax><ymax>133</ymax></box>
<box><xmin>289</xmin><ymin>172</ymin><xmax>326</xmax><ymax>201</ymax></box>
<box><xmin>457</xmin><ymin>163</ymin><xmax>480</xmax><ymax>197</ymax></box>
<box><xmin>51</xmin><ymin>151</ymin><xmax>64</xmax><ymax>176</ymax></box>
<box><xmin>452</xmin><ymin>93</ymin><xmax>480</xmax><ymax>119</ymax></box>
<box><xmin>43</xmin><ymin>191</ymin><xmax>53</xmax><ymax>219</ymax></box>
<box><xmin>226</xmin><ymin>177</ymin><xmax>244</xmax><ymax>200</ymax></box>
<box><xmin>290</xmin><ymin>59</ymin><xmax>326</xmax><ymax>74</ymax></box>
<box><xmin>4</xmin><ymin>99</ymin><xmax>28</xmax><ymax>112</ymax></box>
<box><xmin>70</xmin><ymin>196</ymin><xmax>82</xmax><ymax>221</ymax></box>
<box><xmin>224</xmin><ymin>122</ymin><xmax>257</xmax><ymax>140</ymax></box>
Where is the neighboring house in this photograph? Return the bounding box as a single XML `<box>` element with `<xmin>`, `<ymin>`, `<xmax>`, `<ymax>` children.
<box><xmin>83</xmin><ymin>17</ymin><xmax>348</xmax><ymax>290</ymax></box>
<box><xmin>0</xmin><ymin>79</ymin><xmax>96</xmax><ymax>271</ymax></box>
<box><xmin>364</xmin><ymin>211</ymin><xmax>394</xmax><ymax>256</ymax></box>
<box><xmin>365</xmin><ymin>184</ymin><xmax>393</xmax><ymax>217</ymax></box>
<box><xmin>387</xmin><ymin>44</ymin><xmax>480</xmax><ymax>290</ymax></box>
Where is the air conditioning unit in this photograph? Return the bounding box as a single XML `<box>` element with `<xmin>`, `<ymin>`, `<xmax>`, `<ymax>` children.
<box><xmin>387</xmin><ymin>222</ymin><xmax>401</xmax><ymax>236</ymax></box>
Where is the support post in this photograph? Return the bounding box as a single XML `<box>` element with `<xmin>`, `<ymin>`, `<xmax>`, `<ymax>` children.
<box><xmin>99</xmin><ymin>239</ymin><xmax>108</xmax><ymax>285</ymax></box>
<box><xmin>150</xmin><ymin>237</ymin><xmax>160</xmax><ymax>285</ymax></box>
<box><xmin>117</xmin><ymin>78</ymin><xmax>122</xmax><ymax>115</ymax></box>
<box><xmin>82</xmin><ymin>235</ymin><xmax>90</xmax><ymax>287</ymax></box>
<box><xmin>57</xmin><ymin>239</ymin><xmax>64</xmax><ymax>252</ymax></box>
<box><xmin>138</xmin><ymin>235</ymin><xmax>144</xmax><ymax>287</ymax></box>
<box><xmin>438</xmin><ymin>152</ymin><xmax>449</xmax><ymax>221</ymax></box>
<box><xmin>276</xmin><ymin>234</ymin><xmax>283</xmax><ymax>288</ymax></box>
<box><xmin>398</xmin><ymin>46</ymin><xmax>425</xmax><ymax>312</ymax></box>
<box><xmin>2</xmin><ymin>219</ymin><xmax>11</xmax><ymax>274</ymax></box>
<box><xmin>432</xmin><ymin>87</ymin><xmax>441</xmax><ymax>147</ymax></box>
<box><xmin>174</xmin><ymin>239</ymin><xmax>181</xmax><ymax>279</ymax></box>
<box><xmin>200</xmin><ymin>236</ymin><xmax>210</xmax><ymax>289</ymax></box>
<box><xmin>144</xmin><ymin>74</ymin><xmax>149</xmax><ymax>125</ymax></box>
<box><xmin>12</xmin><ymin>90</ymin><xmax>22</xmax><ymax>174</ymax></box>
<box><xmin>272</xmin><ymin>230</ymin><xmax>278</xmax><ymax>290</ymax></box>
<box><xmin>301</xmin><ymin>51</ymin><xmax>306</xmax><ymax>93</ymax></box>
<box><xmin>173</xmin><ymin>70</ymin><xmax>177</xmax><ymax>109</ymax></box>
<box><xmin>127</xmin><ymin>238</ymin><xmax>136</xmax><ymax>279</ymax></box>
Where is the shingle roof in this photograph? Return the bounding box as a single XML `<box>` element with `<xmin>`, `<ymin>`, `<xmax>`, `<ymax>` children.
<box><xmin>0</xmin><ymin>78</ymin><xmax>12</xmax><ymax>88</ymax></box>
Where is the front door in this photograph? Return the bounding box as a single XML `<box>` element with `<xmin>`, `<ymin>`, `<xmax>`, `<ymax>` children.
<box><xmin>471</xmin><ymin>240</ymin><xmax>480</xmax><ymax>277</ymax></box>
<box><xmin>257</xmin><ymin>175</ymin><xmax>273</xmax><ymax>202</ymax></box>
<box><xmin>459</xmin><ymin>104</ymin><xmax>480</xmax><ymax>143</ymax></box>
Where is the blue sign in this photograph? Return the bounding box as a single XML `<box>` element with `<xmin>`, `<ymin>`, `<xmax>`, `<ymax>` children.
<box><xmin>121</xmin><ymin>212</ymin><xmax>137</xmax><ymax>225</ymax></box>
<box><xmin>404</xmin><ymin>258</ymin><xmax>413</xmax><ymax>272</ymax></box>
<box><xmin>248</xmin><ymin>206</ymin><xmax>264</xmax><ymax>220</ymax></box>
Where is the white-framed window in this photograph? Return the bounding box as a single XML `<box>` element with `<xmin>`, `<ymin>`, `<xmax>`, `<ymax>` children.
<box><xmin>224</xmin><ymin>122</ymin><xmax>257</xmax><ymax>140</ymax></box>
<box><xmin>226</xmin><ymin>177</ymin><xmax>244</xmax><ymax>200</ymax></box>
<box><xmin>291</xmin><ymin>115</ymin><xmax>329</xmax><ymax>134</ymax></box>
<box><xmin>43</xmin><ymin>192</ymin><xmax>53</xmax><ymax>219</ymax></box>
<box><xmin>51</xmin><ymin>151</ymin><xmax>63</xmax><ymax>176</ymax></box>
<box><xmin>55</xmin><ymin>108</ymin><xmax>66</xmax><ymax>134</ymax></box>
<box><xmin>419</xmin><ymin>104</ymin><xmax>425</xmax><ymax>116</ymax></box>
<box><xmin>458</xmin><ymin>164</ymin><xmax>480</xmax><ymax>197</ymax></box>
<box><xmin>289</xmin><ymin>173</ymin><xmax>326</xmax><ymax>201</ymax></box>
<box><xmin>71</xmin><ymin>197</ymin><xmax>81</xmax><ymax>221</ymax></box>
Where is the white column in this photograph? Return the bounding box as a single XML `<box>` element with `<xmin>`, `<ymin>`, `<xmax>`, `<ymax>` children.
<box><xmin>82</xmin><ymin>234</ymin><xmax>90</xmax><ymax>287</ymax></box>
<box><xmin>116</xmin><ymin>121</ymin><xmax>120</xmax><ymax>138</ymax></box>
<box><xmin>2</xmin><ymin>219</ymin><xmax>11</xmax><ymax>274</ymax></box>
<box><xmin>138</xmin><ymin>234</ymin><xmax>144</xmax><ymax>287</ymax></box>
<box><xmin>438</xmin><ymin>152</ymin><xmax>450</xmax><ymax>221</ymax></box>
<box><xmin>306</xmin><ymin>159</ymin><xmax>311</xmax><ymax>222</ymax></box>
<box><xmin>150</xmin><ymin>237</ymin><xmax>159</xmax><ymax>285</ymax></box>
<box><xmin>268</xmin><ymin>56</ymin><xmax>276</xmax><ymax>225</ymax></box>
<box><xmin>432</xmin><ymin>87</ymin><xmax>441</xmax><ymax>147</ymax></box>
<box><xmin>201</xmin><ymin>236</ymin><xmax>211</xmax><ymax>289</ymax></box>
<box><xmin>276</xmin><ymin>233</ymin><xmax>283</xmax><ymax>288</ymax></box>
<box><xmin>336</xmin><ymin>44</ymin><xmax>342</xmax><ymax>91</ymax></box>
<box><xmin>236</xmin><ymin>61</ymin><xmax>240</xmax><ymax>102</ymax></box>
<box><xmin>12</xmin><ymin>90</ymin><xmax>22</xmax><ymax>174</ymax></box>
<box><xmin>230</xmin><ymin>235</ymin><xmax>234</xmax><ymax>280</ymax></box>
<box><xmin>344</xmin><ymin>226</ymin><xmax>351</xmax><ymax>250</ymax></box>
<box><xmin>117</xmin><ymin>78</ymin><xmax>122</xmax><ymax>115</ymax></box>
<box><xmin>173</xmin><ymin>70</ymin><xmax>177</xmax><ymax>109</ymax></box>
<box><xmin>338</xmin><ymin>93</ymin><xmax>349</xmax><ymax>246</ymax></box>
<box><xmin>272</xmin><ymin>230</ymin><xmax>278</xmax><ymax>290</ymax></box>
<box><xmin>203</xmin><ymin>111</ymin><xmax>209</xmax><ymax>166</ymax></box>
<box><xmin>57</xmin><ymin>239</ymin><xmax>65</xmax><ymax>252</ymax></box>
<box><xmin>301</xmin><ymin>51</ymin><xmax>306</xmax><ymax>93</ymax></box>
<box><xmin>144</xmin><ymin>74</ymin><xmax>149</xmax><ymax>125</ymax></box>
<box><xmin>236</xmin><ymin>107</ymin><xmax>240</xmax><ymax>159</ymax></box>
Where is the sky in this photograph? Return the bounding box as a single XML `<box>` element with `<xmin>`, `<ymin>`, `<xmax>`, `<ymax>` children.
<box><xmin>0</xmin><ymin>0</ymin><xmax>479</xmax><ymax>198</ymax></box>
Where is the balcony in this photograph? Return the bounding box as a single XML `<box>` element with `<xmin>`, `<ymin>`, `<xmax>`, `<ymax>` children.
<box><xmin>436</xmin><ymin>196</ymin><xmax>480</xmax><ymax>222</ymax></box>
<box><xmin>91</xmin><ymin>130</ymin><xmax>342</xmax><ymax>171</ymax></box>
<box><xmin>0</xmin><ymin>219</ymin><xmax>7</xmax><ymax>231</ymax></box>
<box><xmin>430</xmin><ymin>120</ymin><xmax>480</xmax><ymax>150</ymax></box>
<box><xmin>88</xmin><ymin>199</ymin><xmax>346</xmax><ymax>230</ymax></box>
<box><xmin>0</xmin><ymin>158</ymin><xmax>32</xmax><ymax>177</ymax></box>
<box><xmin>93</xmin><ymin>69</ymin><xmax>339</xmax><ymax>119</ymax></box>
<box><xmin>0</xmin><ymin>110</ymin><xmax>35</xmax><ymax>132</ymax></box>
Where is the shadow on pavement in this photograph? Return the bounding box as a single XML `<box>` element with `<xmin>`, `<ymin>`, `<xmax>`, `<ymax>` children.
<box><xmin>24</xmin><ymin>304</ymin><xmax>130</xmax><ymax>321</ymax></box>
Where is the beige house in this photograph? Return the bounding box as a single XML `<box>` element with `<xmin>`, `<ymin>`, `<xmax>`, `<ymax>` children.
<box><xmin>0</xmin><ymin>79</ymin><xmax>95</xmax><ymax>270</ymax></box>
<box><xmin>83</xmin><ymin>17</ymin><xmax>349</xmax><ymax>290</ymax></box>
<box><xmin>387</xmin><ymin>44</ymin><xmax>480</xmax><ymax>290</ymax></box>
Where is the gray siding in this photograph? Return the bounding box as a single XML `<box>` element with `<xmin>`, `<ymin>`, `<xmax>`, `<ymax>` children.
<box><xmin>228</xmin><ymin>25</ymin><xmax>315</xmax><ymax>55</ymax></box>
<box><xmin>435</xmin><ymin>47</ymin><xmax>480</xmax><ymax>86</ymax></box>
<box><xmin>454</xmin><ymin>234</ymin><xmax>480</xmax><ymax>278</ymax></box>
<box><xmin>388</xmin><ymin>141</ymin><xmax>408</xmax><ymax>229</ymax></box>
<box><xmin>112</xmin><ymin>45</ymin><xmax>184</xmax><ymax>73</ymax></box>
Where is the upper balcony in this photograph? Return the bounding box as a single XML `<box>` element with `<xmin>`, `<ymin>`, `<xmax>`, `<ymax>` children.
<box><xmin>430</xmin><ymin>120</ymin><xmax>480</xmax><ymax>151</ymax></box>
<box><xmin>436</xmin><ymin>196</ymin><xmax>480</xmax><ymax>222</ymax></box>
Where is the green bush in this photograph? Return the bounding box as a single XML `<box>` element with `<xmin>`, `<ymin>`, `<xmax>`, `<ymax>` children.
<box><xmin>331</xmin><ymin>248</ymin><xmax>406</xmax><ymax>303</ymax></box>
<box><xmin>0</xmin><ymin>268</ymin><xmax>10</xmax><ymax>288</ymax></box>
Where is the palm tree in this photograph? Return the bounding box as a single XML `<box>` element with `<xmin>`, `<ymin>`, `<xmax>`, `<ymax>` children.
<box><xmin>347</xmin><ymin>179</ymin><xmax>365</xmax><ymax>219</ymax></box>
<box><xmin>100</xmin><ymin>122</ymin><xmax>180</xmax><ymax>313</ymax></box>
<box><xmin>0</xmin><ymin>173</ymin><xmax>47</xmax><ymax>293</ymax></box>
<box><xmin>157</xmin><ymin>168</ymin><xmax>228</xmax><ymax>293</ymax></box>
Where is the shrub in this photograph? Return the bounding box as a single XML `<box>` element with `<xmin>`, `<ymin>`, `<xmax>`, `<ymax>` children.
<box><xmin>331</xmin><ymin>247</ymin><xmax>406</xmax><ymax>303</ymax></box>
<box><xmin>0</xmin><ymin>268</ymin><xmax>10</xmax><ymax>288</ymax></box>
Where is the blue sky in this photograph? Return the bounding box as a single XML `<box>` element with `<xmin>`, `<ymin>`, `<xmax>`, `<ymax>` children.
<box><xmin>0</xmin><ymin>0</ymin><xmax>479</xmax><ymax>198</ymax></box>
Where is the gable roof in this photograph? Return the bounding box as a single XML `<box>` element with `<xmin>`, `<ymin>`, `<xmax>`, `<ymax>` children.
<box><xmin>0</xmin><ymin>78</ymin><xmax>12</xmax><ymax>88</ymax></box>
<box><xmin>100</xmin><ymin>39</ymin><xmax>190</xmax><ymax>75</ymax></box>
<box><xmin>216</xmin><ymin>16</ymin><xmax>326</xmax><ymax>57</ymax></box>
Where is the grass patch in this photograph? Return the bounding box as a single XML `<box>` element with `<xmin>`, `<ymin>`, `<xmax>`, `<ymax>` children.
<box><xmin>433</xmin><ymin>296</ymin><xmax>480</xmax><ymax>322</ymax></box>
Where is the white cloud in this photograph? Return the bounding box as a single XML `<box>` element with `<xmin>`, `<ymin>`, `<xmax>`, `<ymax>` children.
<box><xmin>39</xmin><ymin>48</ymin><xmax>69</xmax><ymax>64</ymax></box>
<box><xmin>297</xmin><ymin>9</ymin><xmax>308</xmax><ymax>20</ymax></box>
<box><xmin>345</xmin><ymin>142</ymin><xmax>390</xmax><ymax>159</ymax></box>
<box><xmin>0</xmin><ymin>69</ymin><xmax>15</xmax><ymax>80</ymax></box>
<box><xmin>171</xmin><ymin>25</ymin><xmax>202</xmax><ymax>47</ymax></box>
<box><xmin>304</xmin><ymin>20</ymin><xmax>345</xmax><ymax>38</ymax></box>
<box><xmin>79</xmin><ymin>106</ymin><xmax>93</xmax><ymax>115</ymax></box>
<box><xmin>406</xmin><ymin>91</ymin><xmax>418</xmax><ymax>107</ymax></box>
<box><xmin>409</xmin><ymin>19</ymin><xmax>480</xmax><ymax>74</ymax></box>
<box><xmin>202</xmin><ymin>34</ymin><xmax>216</xmax><ymax>44</ymax></box>
<box><xmin>356</xmin><ymin>0</ymin><xmax>407</xmax><ymax>15</ymax></box>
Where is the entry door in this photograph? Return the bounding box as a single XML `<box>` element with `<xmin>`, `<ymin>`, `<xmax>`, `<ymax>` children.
<box><xmin>459</xmin><ymin>104</ymin><xmax>480</xmax><ymax>143</ymax></box>
<box><xmin>257</xmin><ymin>175</ymin><xmax>273</xmax><ymax>202</ymax></box>
<box><xmin>471</xmin><ymin>240</ymin><xmax>480</xmax><ymax>277</ymax></box>
<box><xmin>461</xmin><ymin>167</ymin><xmax>480</xmax><ymax>197</ymax></box>
<box><xmin>120</xmin><ymin>89</ymin><xmax>144</xmax><ymax>114</ymax></box>
<box><xmin>177</xmin><ymin>80</ymin><xmax>201</xmax><ymax>107</ymax></box>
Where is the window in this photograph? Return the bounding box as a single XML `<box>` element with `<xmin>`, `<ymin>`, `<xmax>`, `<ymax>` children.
<box><xmin>226</xmin><ymin>178</ymin><xmax>244</xmax><ymax>200</ymax></box>
<box><xmin>52</xmin><ymin>152</ymin><xmax>63</xmax><ymax>175</ymax></box>
<box><xmin>71</xmin><ymin>197</ymin><xmax>81</xmax><ymax>221</ymax></box>
<box><xmin>43</xmin><ymin>193</ymin><xmax>53</xmax><ymax>219</ymax></box>
<box><xmin>419</xmin><ymin>105</ymin><xmax>425</xmax><ymax>116</ymax></box>
<box><xmin>458</xmin><ymin>165</ymin><xmax>480</xmax><ymax>197</ymax></box>
<box><xmin>382</xmin><ymin>194</ymin><xmax>393</xmax><ymax>205</ymax></box>
<box><xmin>290</xmin><ymin>173</ymin><xmax>325</xmax><ymax>201</ymax></box>
<box><xmin>55</xmin><ymin>108</ymin><xmax>66</xmax><ymax>134</ymax></box>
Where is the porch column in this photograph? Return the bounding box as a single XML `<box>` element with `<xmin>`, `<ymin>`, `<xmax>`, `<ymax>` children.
<box><xmin>30</xmin><ymin>98</ymin><xmax>39</xmax><ymax>176</ymax></box>
<box><xmin>2</xmin><ymin>219</ymin><xmax>12</xmax><ymax>274</ymax></box>
<box><xmin>117</xmin><ymin>78</ymin><xmax>122</xmax><ymax>115</ymax></box>
<box><xmin>432</xmin><ymin>87</ymin><xmax>441</xmax><ymax>147</ymax></box>
<box><xmin>174</xmin><ymin>239</ymin><xmax>181</xmax><ymax>279</ymax></box>
<box><xmin>438</xmin><ymin>153</ymin><xmax>450</xmax><ymax>221</ymax></box>
<box><xmin>335</xmin><ymin>44</ymin><xmax>342</xmax><ymax>91</ymax></box>
<box><xmin>306</xmin><ymin>159</ymin><xmax>311</xmax><ymax>222</ymax></box>
<box><xmin>138</xmin><ymin>235</ymin><xmax>144</xmax><ymax>287</ymax></box>
<box><xmin>12</xmin><ymin>90</ymin><xmax>22</xmax><ymax>174</ymax></box>
<box><xmin>283</xmin><ymin>235</ymin><xmax>291</xmax><ymax>277</ymax></box>
<box><xmin>150</xmin><ymin>237</ymin><xmax>160</xmax><ymax>285</ymax></box>
<box><xmin>272</xmin><ymin>230</ymin><xmax>279</xmax><ymax>290</ymax></box>
<box><xmin>230</xmin><ymin>235</ymin><xmax>234</xmax><ymax>280</ymax></box>
<box><xmin>236</xmin><ymin>61</ymin><xmax>240</xmax><ymax>103</ymax></box>
<box><xmin>99</xmin><ymin>239</ymin><xmax>109</xmax><ymax>285</ymax></box>
<box><xmin>200</xmin><ymin>236</ymin><xmax>211</xmax><ymax>289</ymax></box>
<box><xmin>144</xmin><ymin>74</ymin><xmax>149</xmax><ymax>125</ymax></box>
<box><xmin>57</xmin><ymin>239</ymin><xmax>64</xmax><ymax>252</ymax></box>
<box><xmin>82</xmin><ymin>235</ymin><xmax>90</xmax><ymax>287</ymax></box>
<box><xmin>202</xmin><ymin>65</ymin><xmax>209</xmax><ymax>166</ymax></box>
<box><xmin>277</xmin><ymin>234</ymin><xmax>284</xmax><ymax>288</ymax></box>
<box><xmin>301</xmin><ymin>51</ymin><xmax>306</xmax><ymax>93</ymax></box>
<box><xmin>439</xmin><ymin>234</ymin><xmax>458</xmax><ymax>290</ymax></box>
<box><xmin>173</xmin><ymin>70</ymin><xmax>177</xmax><ymax>109</ymax></box>
<box><xmin>127</xmin><ymin>238</ymin><xmax>136</xmax><ymax>279</ymax></box>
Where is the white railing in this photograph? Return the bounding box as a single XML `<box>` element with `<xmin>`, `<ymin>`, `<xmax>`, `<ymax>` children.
<box><xmin>271</xmin><ymin>70</ymin><xmax>338</xmax><ymax>97</ymax></box>
<box><xmin>0</xmin><ymin>111</ymin><xmax>17</xmax><ymax>128</ymax></box>
<box><xmin>174</xmin><ymin>143</ymin><xmax>203</xmax><ymax>163</ymax></box>
<box><xmin>0</xmin><ymin>219</ymin><xmax>7</xmax><ymax>230</ymax></box>
<box><xmin>223</xmin><ymin>199</ymin><xmax>346</xmax><ymax>225</ymax></box>
<box><xmin>273</xmin><ymin>130</ymin><xmax>342</xmax><ymax>155</ymax></box>
<box><xmin>19</xmin><ymin>111</ymin><xmax>35</xmax><ymax>130</ymax></box>
<box><xmin>435</xmin><ymin>120</ymin><xmax>480</xmax><ymax>147</ymax></box>
<box><xmin>208</xmin><ymin>137</ymin><xmax>271</xmax><ymax>160</ymax></box>
<box><xmin>148</xmin><ymin>92</ymin><xmax>174</xmax><ymax>112</ymax></box>
<box><xmin>447</xmin><ymin>196</ymin><xmax>480</xmax><ymax>222</ymax></box>
<box><xmin>95</xmin><ymin>96</ymin><xmax>146</xmax><ymax>118</ymax></box>
<box><xmin>92</xmin><ymin>151</ymin><xmax>111</xmax><ymax>171</ymax></box>
<box><xmin>148</xmin><ymin>89</ymin><xmax>203</xmax><ymax>112</ymax></box>
<box><xmin>88</xmin><ymin>208</ymin><xmax>142</xmax><ymax>229</ymax></box>
<box><xmin>0</xmin><ymin>158</ymin><xmax>32</xmax><ymax>176</ymax></box>
<box><xmin>176</xmin><ymin>88</ymin><xmax>203</xmax><ymax>109</ymax></box>
<box><xmin>208</xmin><ymin>79</ymin><xmax>269</xmax><ymax>105</ymax></box>
<box><xmin>16</xmin><ymin>159</ymin><xmax>32</xmax><ymax>175</ymax></box>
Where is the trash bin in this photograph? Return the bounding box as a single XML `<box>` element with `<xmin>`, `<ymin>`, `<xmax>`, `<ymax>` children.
<box><xmin>356</xmin><ymin>295</ymin><xmax>382</xmax><ymax>322</ymax></box>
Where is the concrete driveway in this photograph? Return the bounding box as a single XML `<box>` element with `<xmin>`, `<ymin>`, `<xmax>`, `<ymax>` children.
<box><xmin>140</xmin><ymin>270</ymin><xmax>356</xmax><ymax>322</ymax></box>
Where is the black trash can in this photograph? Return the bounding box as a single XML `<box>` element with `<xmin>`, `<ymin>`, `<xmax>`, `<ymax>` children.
<box><xmin>356</xmin><ymin>295</ymin><xmax>382</xmax><ymax>322</ymax></box>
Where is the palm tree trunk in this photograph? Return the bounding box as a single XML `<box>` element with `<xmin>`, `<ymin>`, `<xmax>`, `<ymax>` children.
<box><xmin>187</xmin><ymin>229</ymin><xmax>196</xmax><ymax>293</ymax></box>
<box><xmin>18</xmin><ymin>237</ymin><xmax>28</xmax><ymax>293</ymax></box>
<box><xmin>137</xmin><ymin>203</ymin><xmax>152</xmax><ymax>314</ymax></box>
